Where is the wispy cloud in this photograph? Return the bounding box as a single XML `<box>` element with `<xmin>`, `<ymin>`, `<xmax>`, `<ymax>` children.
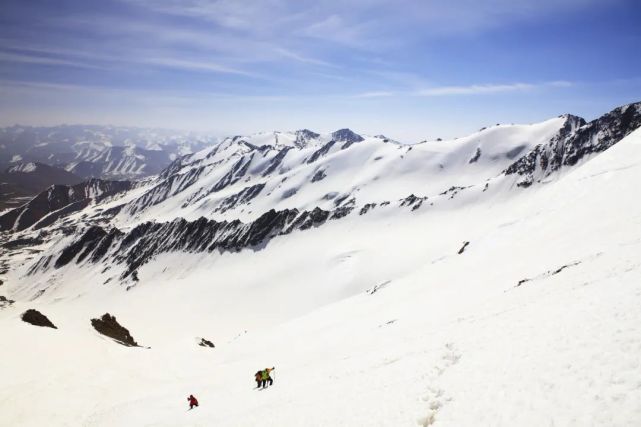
<box><xmin>272</xmin><ymin>48</ymin><xmax>335</xmax><ymax>67</ymax></box>
<box><xmin>141</xmin><ymin>57</ymin><xmax>258</xmax><ymax>77</ymax></box>
<box><xmin>353</xmin><ymin>91</ymin><xmax>396</xmax><ymax>98</ymax></box>
<box><xmin>0</xmin><ymin>51</ymin><xmax>102</xmax><ymax>69</ymax></box>
<box><xmin>0</xmin><ymin>79</ymin><xmax>291</xmax><ymax>102</ymax></box>
<box><xmin>416</xmin><ymin>81</ymin><xmax>573</xmax><ymax>96</ymax></box>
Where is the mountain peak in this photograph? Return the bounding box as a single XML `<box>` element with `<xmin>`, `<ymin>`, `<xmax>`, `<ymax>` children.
<box><xmin>294</xmin><ymin>129</ymin><xmax>321</xmax><ymax>147</ymax></box>
<box><xmin>331</xmin><ymin>128</ymin><xmax>364</xmax><ymax>144</ymax></box>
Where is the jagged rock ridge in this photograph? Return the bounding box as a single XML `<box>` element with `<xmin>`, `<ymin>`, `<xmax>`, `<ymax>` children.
<box><xmin>47</xmin><ymin>206</ymin><xmax>348</xmax><ymax>280</ymax></box>
<box><xmin>0</xmin><ymin>179</ymin><xmax>132</xmax><ymax>232</ymax></box>
<box><xmin>504</xmin><ymin>103</ymin><xmax>641</xmax><ymax>187</ymax></box>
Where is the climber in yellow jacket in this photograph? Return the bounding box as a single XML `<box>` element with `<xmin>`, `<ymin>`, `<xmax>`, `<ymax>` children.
<box><xmin>260</xmin><ymin>367</ymin><xmax>275</xmax><ymax>389</ymax></box>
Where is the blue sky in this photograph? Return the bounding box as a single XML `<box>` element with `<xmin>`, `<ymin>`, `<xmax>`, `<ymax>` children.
<box><xmin>1</xmin><ymin>0</ymin><xmax>640</xmax><ymax>141</ymax></box>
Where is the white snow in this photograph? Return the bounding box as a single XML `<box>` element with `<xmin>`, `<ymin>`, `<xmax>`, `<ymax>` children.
<box><xmin>7</xmin><ymin>162</ymin><xmax>38</xmax><ymax>173</ymax></box>
<box><xmin>112</xmin><ymin>119</ymin><xmax>565</xmax><ymax>228</ymax></box>
<box><xmin>1</xmin><ymin>127</ymin><xmax>641</xmax><ymax>426</ymax></box>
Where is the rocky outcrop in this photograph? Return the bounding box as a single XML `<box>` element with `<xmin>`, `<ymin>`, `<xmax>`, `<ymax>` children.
<box><xmin>212</xmin><ymin>154</ymin><xmax>254</xmax><ymax>192</ymax></box>
<box><xmin>213</xmin><ymin>184</ymin><xmax>265</xmax><ymax>214</ymax></box>
<box><xmin>49</xmin><ymin>205</ymin><xmax>345</xmax><ymax>279</ymax></box>
<box><xmin>307</xmin><ymin>141</ymin><xmax>336</xmax><ymax>164</ymax></box>
<box><xmin>458</xmin><ymin>241</ymin><xmax>470</xmax><ymax>254</ymax></box>
<box><xmin>359</xmin><ymin>203</ymin><xmax>377</xmax><ymax>215</ymax></box>
<box><xmin>198</xmin><ymin>338</ymin><xmax>215</xmax><ymax>348</ymax></box>
<box><xmin>3</xmin><ymin>237</ymin><xmax>44</xmax><ymax>249</ymax></box>
<box><xmin>332</xmin><ymin>129</ymin><xmax>364</xmax><ymax>149</ymax></box>
<box><xmin>0</xmin><ymin>296</ymin><xmax>15</xmax><ymax>308</ymax></box>
<box><xmin>311</xmin><ymin>169</ymin><xmax>327</xmax><ymax>183</ymax></box>
<box><xmin>91</xmin><ymin>313</ymin><xmax>139</xmax><ymax>347</ymax></box>
<box><xmin>128</xmin><ymin>164</ymin><xmax>210</xmax><ymax>214</ymax></box>
<box><xmin>0</xmin><ymin>178</ymin><xmax>132</xmax><ymax>232</ymax></box>
<box><xmin>55</xmin><ymin>226</ymin><xmax>113</xmax><ymax>268</ymax></box>
<box><xmin>400</xmin><ymin>194</ymin><xmax>428</xmax><ymax>211</ymax></box>
<box><xmin>505</xmin><ymin>103</ymin><xmax>641</xmax><ymax>187</ymax></box>
<box><xmin>21</xmin><ymin>309</ymin><xmax>57</xmax><ymax>328</ymax></box>
<box><xmin>294</xmin><ymin>129</ymin><xmax>320</xmax><ymax>147</ymax></box>
<box><xmin>468</xmin><ymin>148</ymin><xmax>482</xmax><ymax>164</ymax></box>
<box><xmin>262</xmin><ymin>147</ymin><xmax>291</xmax><ymax>176</ymax></box>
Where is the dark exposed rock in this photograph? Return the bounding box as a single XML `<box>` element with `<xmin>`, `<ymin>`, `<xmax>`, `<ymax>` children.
<box><xmin>91</xmin><ymin>229</ymin><xmax>124</xmax><ymax>263</ymax></box>
<box><xmin>458</xmin><ymin>241</ymin><xmax>470</xmax><ymax>254</ymax></box>
<box><xmin>307</xmin><ymin>140</ymin><xmax>336</xmax><ymax>164</ymax></box>
<box><xmin>91</xmin><ymin>313</ymin><xmax>139</xmax><ymax>346</ymax></box>
<box><xmin>3</xmin><ymin>237</ymin><xmax>44</xmax><ymax>249</ymax></box>
<box><xmin>0</xmin><ymin>178</ymin><xmax>132</xmax><ymax>232</ymax></box>
<box><xmin>198</xmin><ymin>338</ymin><xmax>215</xmax><ymax>348</ymax></box>
<box><xmin>159</xmin><ymin>154</ymin><xmax>189</xmax><ymax>179</ymax></box>
<box><xmin>55</xmin><ymin>226</ymin><xmax>108</xmax><ymax>268</ymax></box>
<box><xmin>439</xmin><ymin>186</ymin><xmax>469</xmax><ymax>199</ymax></box>
<box><xmin>178</xmin><ymin>155</ymin><xmax>255</xmax><ymax>210</ymax></box>
<box><xmin>400</xmin><ymin>194</ymin><xmax>428</xmax><ymax>210</ymax></box>
<box><xmin>46</xmin><ymin>203</ymin><xmax>353</xmax><ymax>279</ymax></box>
<box><xmin>294</xmin><ymin>129</ymin><xmax>320</xmax><ymax>147</ymax></box>
<box><xmin>516</xmin><ymin>261</ymin><xmax>582</xmax><ymax>287</ymax></box>
<box><xmin>21</xmin><ymin>309</ymin><xmax>57</xmax><ymax>329</ymax></box>
<box><xmin>281</xmin><ymin>188</ymin><xmax>298</xmax><ymax>199</ymax></box>
<box><xmin>469</xmin><ymin>148</ymin><xmax>482</xmax><ymax>163</ymax></box>
<box><xmin>262</xmin><ymin>147</ymin><xmax>291</xmax><ymax>176</ymax></box>
<box><xmin>284</xmin><ymin>207</ymin><xmax>329</xmax><ymax>232</ymax></box>
<box><xmin>0</xmin><ymin>295</ymin><xmax>15</xmax><ymax>308</ymax></box>
<box><xmin>214</xmin><ymin>184</ymin><xmax>265</xmax><ymax>214</ymax></box>
<box><xmin>32</xmin><ymin>199</ymin><xmax>92</xmax><ymax>230</ymax></box>
<box><xmin>101</xmin><ymin>203</ymin><xmax>125</xmax><ymax>218</ymax></box>
<box><xmin>367</xmin><ymin>280</ymin><xmax>391</xmax><ymax>295</ymax></box>
<box><xmin>332</xmin><ymin>129</ymin><xmax>364</xmax><ymax>149</ymax></box>
<box><xmin>26</xmin><ymin>255</ymin><xmax>52</xmax><ymax>275</ymax></box>
<box><xmin>333</xmin><ymin>194</ymin><xmax>355</xmax><ymax>207</ymax></box>
<box><xmin>331</xmin><ymin>206</ymin><xmax>354</xmax><ymax>219</ymax></box>
<box><xmin>136</xmin><ymin>164</ymin><xmax>211</xmax><ymax>213</ymax></box>
<box><xmin>213</xmin><ymin>154</ymin><xmax>254</xmax><ymax>192</ymax></box>
<box><xmin>359</xmin><ymin>203</ymin><xmax>377</xmax><ymax>215</ymax></box>
<box><xmin>311</xmin><ymin>169</ymin><xmax>327</xmax><ymax>183</ymax></box>
<box><xmin>505</xmin><ymin>103</ymin><xmax>641</xmax><ymax>187</ymax></box>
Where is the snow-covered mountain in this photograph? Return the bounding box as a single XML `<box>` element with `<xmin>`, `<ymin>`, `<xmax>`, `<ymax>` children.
<box><xmin>0</xmin><ymin>125</ymin><xmax>217</xmax><ymax>180</ymax></box>
<box><xmin>0</xmin><ymin>162</ymin><xmax>83</xmax><ymax>210</ymax></box>
<box><xmin>0</xmin><ymin>178</ymin><xmax>133</xmax><ymax>232</ymax></box>
<box><xmin>1</xmin><ymin>102</ymin><xmax>641</xmax><ymax>426</ymax></box>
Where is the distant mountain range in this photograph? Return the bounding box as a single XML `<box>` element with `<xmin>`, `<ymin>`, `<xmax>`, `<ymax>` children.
<box><xmin>0</xmin><ymin>125</ymin><xmax>217</xmax><ymax>180</ymax></box>
<box><xmin>0</xmin><ymin>162</ymin><xmax>83</xmax><ymax>210</ymax></box>
<box><xmin>0</xmin><ymin>125</ymin><xmax>217</xmax><ymax>209</ymax></box>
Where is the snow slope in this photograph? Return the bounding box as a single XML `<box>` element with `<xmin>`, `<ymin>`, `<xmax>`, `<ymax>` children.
<box><xmin>111</xmin><ymin>118</ymin><xmax>566</xmax><ymax>227</ymax></box>
<box><xmin>1</xmin><ymin>109</ymin><xmax>641</xmax><ymax>426</ymax></box>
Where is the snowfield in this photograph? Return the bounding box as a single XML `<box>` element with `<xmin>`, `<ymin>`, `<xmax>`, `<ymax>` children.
<box><xmin>1</xmin><ymin>120</ymin><xmax>641</xmax><ymax>426</ymax></box>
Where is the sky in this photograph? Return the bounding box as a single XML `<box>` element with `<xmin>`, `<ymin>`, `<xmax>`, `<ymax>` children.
<box><xmin>0</xmin><ymin>0</ymin><xmax>640</xmax><ymax>142</ymax></box>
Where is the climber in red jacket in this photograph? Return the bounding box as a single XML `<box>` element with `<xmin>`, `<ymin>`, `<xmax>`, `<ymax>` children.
<box><xmin>188</xmin><ymin>394</ymin><xmax>199</xmax><ymax>409</ymax></box>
